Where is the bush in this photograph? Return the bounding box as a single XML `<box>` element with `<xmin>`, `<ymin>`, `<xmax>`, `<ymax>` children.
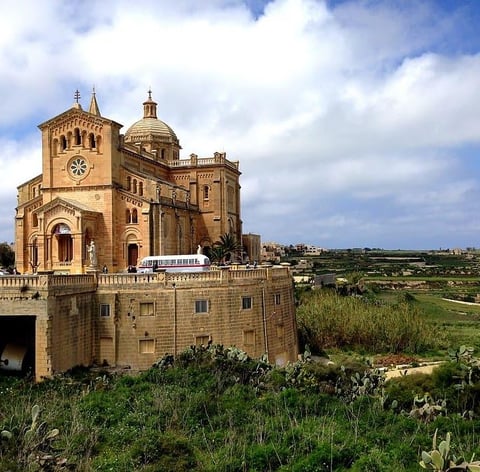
<box><xmin>296</xmin><ymin>290</ymin><xmax>438</xmax><ymax>354</ymax></box>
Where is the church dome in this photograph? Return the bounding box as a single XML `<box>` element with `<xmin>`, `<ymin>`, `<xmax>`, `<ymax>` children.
<box><xmin>124</xmin><ymin>91</ymin><xmax>180</xmax><ymax>146</ymax></box>
<box><xmin>125</xmin><ymin>117</ymin><xmax>178</xmax><ymax>143</ymax></box>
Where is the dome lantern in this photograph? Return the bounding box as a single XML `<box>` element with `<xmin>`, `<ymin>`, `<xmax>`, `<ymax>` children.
<box><xmin>124</xmin><ymin>90</ymin><xmax>181</xmax><ymax>159</ymax></box>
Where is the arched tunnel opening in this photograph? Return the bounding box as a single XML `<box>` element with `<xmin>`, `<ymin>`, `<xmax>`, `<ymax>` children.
<box><xmin>0</xmin><ymin>316</ymin><xmax>36</xmax><ymax>378</ymax></box>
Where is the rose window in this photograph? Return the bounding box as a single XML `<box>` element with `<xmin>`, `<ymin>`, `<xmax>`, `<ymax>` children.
<box><xmin>70</xmin><ymin>158</ymin><xmax>87</xmax><ymax>176</ymax></box>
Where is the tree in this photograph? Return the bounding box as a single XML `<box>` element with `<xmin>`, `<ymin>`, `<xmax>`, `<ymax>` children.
<box><xmin>213</xmin><ymin>233</ymin><xmax>242</xmax><ymax>263</ymax></box>
<box><xmin>0</xmin><ymin>242</ymin><xmax>14</xmax><ymax>269</ymax></box>
<box><xmin>208</xmin><ymin>245</ymin><xmax>228</xmax><ymax>264</ymax></box>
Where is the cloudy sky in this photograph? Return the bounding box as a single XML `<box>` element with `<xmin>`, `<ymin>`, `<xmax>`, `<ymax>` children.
<box><xmin>1</xmin><ymin>0</ymin><xmax>480</xmax><ymax>249</ymax></box>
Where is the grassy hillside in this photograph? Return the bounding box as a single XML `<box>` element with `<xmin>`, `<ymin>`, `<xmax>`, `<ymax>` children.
<box><xmin>2</xmin><ymin>343</ymin><xmax>480</xmax><ymax>471</ymax></box>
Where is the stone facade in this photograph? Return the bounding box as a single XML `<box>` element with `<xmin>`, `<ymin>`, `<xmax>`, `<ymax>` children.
<box><xmin>15</xmin><ymin>90</ymin><xmax>248</xmax><ymax>275</ymax></box>
<box><xmin>0</xmin><ymin>267</ymin><xmax>298</xmax><ymax>381</ymax></box>
<box><xmin>3</xmin><ymin>90</ymin><xmax>297</xmax><ymax>381</ymax></box>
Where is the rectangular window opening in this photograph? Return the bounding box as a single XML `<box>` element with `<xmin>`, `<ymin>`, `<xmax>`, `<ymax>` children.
<box><xmin>100</xmin><ymin>304</ymin><xmax>110</xmax><ymax>317</ymax></box>
<box><xmin>195</xmin><ymin>300</ymin><xmax>209</xmax><ymax>314</ymax></box>
<box><xmin>140</xmin><ymin>302</ymin><xmax>154</xmax><ymax>316</ymax></box>
<box><xmin>243</xmin><ymin>330</ymin><xmax>255</xmax><ymax>346</ymax></box>
<box><xmin>139</xmin><ymin>339</ymin><xmax>155</xmax><ymax>354</ymax></box>
<box><xmin>195</xmin><ymin>335</ymin><xmax>210</xmax><ymax>347</ymax></box>
<box><xmin>242</xmin><ymin>296</ymin><xmax>252</xmax><ymax>310</ymax></box>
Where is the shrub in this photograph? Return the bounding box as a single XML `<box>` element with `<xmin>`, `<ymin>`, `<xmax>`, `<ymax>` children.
<box><xmin>296</xmin><ymin>290</ymin><xmax>438</xmax><ymax>354</ymax></box>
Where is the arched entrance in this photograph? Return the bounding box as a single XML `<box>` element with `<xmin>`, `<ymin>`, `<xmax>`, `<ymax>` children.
<box><xmin>53</xmin><ymin>223</ymin><xmax>73</xmax><ymax>263</ymax></box>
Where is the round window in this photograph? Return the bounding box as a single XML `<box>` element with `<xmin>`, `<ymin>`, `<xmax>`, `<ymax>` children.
<box><xmin>70</xmin><ymin>157</ymin><xmax>87</xmax><ymax>176</ymax></box>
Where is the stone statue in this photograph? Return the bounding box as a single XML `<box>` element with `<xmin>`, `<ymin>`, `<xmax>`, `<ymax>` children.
<box><xmin>197</xmin><ymin>244</ymin><xmax>202</xmax><ymax>255</ymax></box>
<box><xmin>87</xmin><ymin>240</ymin><xmax>97</xmax><ymax>267</ymax></box>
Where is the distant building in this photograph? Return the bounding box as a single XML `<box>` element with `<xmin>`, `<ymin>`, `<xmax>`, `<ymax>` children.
<box><xmin>303</xmin><ymin>245</ymin><xmax>327</xmax><ymax>256</ymax></box>
<box><xmin>261</xmin><ymin>242</ymin><xmax>285</xmax><ymax>263</ymax></box>
<box><xmin>242</xmin><ymin>233</ymin><xmax>261</xmax><ymax>263</ymax></box>
<box><xmin>314</xmin><ymin>273</ymin><xmax>336</xmax><ymax>287</ymax></box>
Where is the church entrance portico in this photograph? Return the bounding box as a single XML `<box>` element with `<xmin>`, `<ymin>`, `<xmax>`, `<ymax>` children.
<box><xmin>33</xmin><ymin>198</ymin><xmax>101</xmax><ymax>274</ymax></box>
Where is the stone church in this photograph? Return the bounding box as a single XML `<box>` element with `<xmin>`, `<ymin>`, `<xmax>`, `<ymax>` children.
<box><xmin>15</xmin><ymin>90</ymin><xmax>244</xmax><ymax>274</ymax></box>
<box><xmin>1</xmin><ymin>91</ymin><xmax>297</xmax><ymax>381</ymax></box>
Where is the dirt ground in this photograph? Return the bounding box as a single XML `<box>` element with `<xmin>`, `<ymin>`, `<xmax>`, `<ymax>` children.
<box><xmin>384</xmin><ymin>362</ymin><xmax>444</xmax><ymax>379</ymax></box>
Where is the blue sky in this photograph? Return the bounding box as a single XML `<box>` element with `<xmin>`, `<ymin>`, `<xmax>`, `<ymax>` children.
<box><xmin>1</xmin><ymin>0</ymin><xmax>480</xmax><ymax>249</ymax></box>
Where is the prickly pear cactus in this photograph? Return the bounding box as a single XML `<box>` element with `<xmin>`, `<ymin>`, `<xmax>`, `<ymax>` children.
<box><xmin>420</xmin><ymin>429</ymin><xmax>480</xmax><ymax>471</ymax></box>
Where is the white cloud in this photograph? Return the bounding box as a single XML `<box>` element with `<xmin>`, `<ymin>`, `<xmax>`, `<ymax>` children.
<box><xmin>1</xmin><ymin>0</ymin><xmax>480</xmax><ymax>248</ymax></box>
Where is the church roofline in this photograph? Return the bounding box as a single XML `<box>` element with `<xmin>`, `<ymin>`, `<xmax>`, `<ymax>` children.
<box><xmin>17</xmin><ymin>173</ymin><xmax>42</xmax><ymax>190</ymax></box>
<box><xmin>36</xmin><ymin>196</ymin><xmax>99</xmax><ymax>215</ymax></box>
<box><xmin>38</xmin><ymin>106</ymin><xmax>123</xmax><ymax>131</ymax></box>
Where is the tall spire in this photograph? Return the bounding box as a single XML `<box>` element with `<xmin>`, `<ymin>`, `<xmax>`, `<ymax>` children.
<box><xmin>143</xmin><ymin>88</ymin><xmax>157</xmax><ymax>119</ymax></box>
<box><xmin>88</xmin><ymin>86</ymin><xmax>101</xmax><ymax>116</ymax></box>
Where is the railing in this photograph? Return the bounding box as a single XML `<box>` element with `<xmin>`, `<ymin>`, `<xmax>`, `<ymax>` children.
<box><xmin>0</xmin><ymin>274</ymin><xmax>96</xmax><ymax>290</ymax></box>
<box><xmin>0</xmin><ymin>266</ymin><xmax>291</xmax><ymax>291</ymax></box>
<box><xmin>47</xmin><ymin>275</ymin><xmax>96</xmax><ymax>287</ymax></box>
<box><xmin>98</xmin><ymin>273</ymin><xmax>164</xmax><ymax>286</ymax></box>
<box><xmin>166</xmin><ymin>271</ymin><xmax>223</xmax><ymax>284</ymax></box>
<box><xmin>228</xmin><ymin>268</ymin><xmax>269</xmax><ymax>280</ymax></box>
<box><xmin>0</xmin><ymin>275</ymin><xmax>43</xmax><ymax>289</ymax></box>
<box><xmin>166</xmin><ymin>156</ymin><xmax>239</xmax><ymax>171</ymax></box>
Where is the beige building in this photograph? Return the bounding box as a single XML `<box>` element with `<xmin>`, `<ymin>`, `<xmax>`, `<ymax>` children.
<box><xmin>0</xmin><ymin>90</ymin><xmax>298</xmax><ymax>381</ymax></box>
<box><xmin>15</xmin><ymin>90</ymin><xmax>244</xmax><ymax>274</ymax></box>
<box><xmin>242</xmin><ymin>233</ymin><xmax>261</xmax><ymax>263</ymax></box>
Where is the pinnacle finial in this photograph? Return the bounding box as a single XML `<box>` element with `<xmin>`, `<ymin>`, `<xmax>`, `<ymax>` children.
<box><xmin>88</xmin><ymin>87</ymin><xmax>101</xmax><ymax>116</ymax></box>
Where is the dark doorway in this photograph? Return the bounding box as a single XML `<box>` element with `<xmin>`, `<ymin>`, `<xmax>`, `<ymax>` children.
<box><xmin>128</xmin><ymin>244</ymin><xmax>138</xmax><ymax>267</ymax></box>
<box><xmin>0</xmin><ymin>316</ymin><xmax>36</xmax><ymax>377</ymax></box>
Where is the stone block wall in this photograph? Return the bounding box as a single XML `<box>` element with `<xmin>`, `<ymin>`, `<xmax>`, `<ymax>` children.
<box><xmin>0</xmin><ymin>267</ymin><xmax>298</xmax><ymax>380</ymax></box>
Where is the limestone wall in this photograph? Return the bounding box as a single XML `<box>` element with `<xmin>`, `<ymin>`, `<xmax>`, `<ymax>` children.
<box><xmin>0</xmin><ymin>268</ymin><xmax>298</xmax><ymax>380</ymax></box>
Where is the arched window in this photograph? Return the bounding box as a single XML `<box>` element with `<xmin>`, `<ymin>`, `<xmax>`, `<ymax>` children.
<box><xmin>133</xmin><ymin>179</ymin><xmax>138</xmax><ymax>194</ymax></box>
<box><xmin>32</xmin><ymin>213</ymin><xmax>38</xmax><ymax>227</ymax></box>
<box><xmin>89</xmin><ymin>133</ymin><xmax>96</xmax><ymax>149</ymax></box>
<box><xmin>52</xmin><ymin>138</ymin><xmax>58</xmax><ymax>157</ymax></box>
<box><xmin>74</xmin><ymin>128</ymin><xmax>81</xmax><ymax>145</ymax></box>
<box><xmin>228</xmin><ymin>186</ymin><xmax>235</xmax><ymax>211</ymax></box>
<box><xmin>132</xmin><ymin>209</ymin><xmax>138</xmax><ymax>224</ymax></box>
<box><xmin>203</xmin><ymin>185</ymin><xmax>210</xmax><ymax>200</ymax></box>
<box><xmin>126</xmin><ymin>209</ymin><xmax>131</xmax><ymax>224</ymax></box>
<box><xmin>61</xmin><ymin>135</ymin><xmax>67</xmax><ymax>151</ymax></box>
<box><xmin>139</xmin><ymin>182</ymin><xmax>143</xmax><ymax>196</ymax></box>
<box><xmin>126</xmin><ymin>176</ymin><xmax>131</xmax><ymax>191</ymax></box>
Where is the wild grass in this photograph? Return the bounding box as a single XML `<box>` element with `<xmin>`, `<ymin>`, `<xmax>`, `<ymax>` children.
<box><xmin>376</xmin><ymin>291</ymin><xmax>480</xmax><ymax>353</ymax></box>
<box><xmin>2</xmin><ymin>347</ymin><xmax>480</xmax><ymax>471</ymax></box>
<box><xmin>296</xmin><ymin>290</ymin><xmax>438</xmax><ymax>354</ymax></box>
